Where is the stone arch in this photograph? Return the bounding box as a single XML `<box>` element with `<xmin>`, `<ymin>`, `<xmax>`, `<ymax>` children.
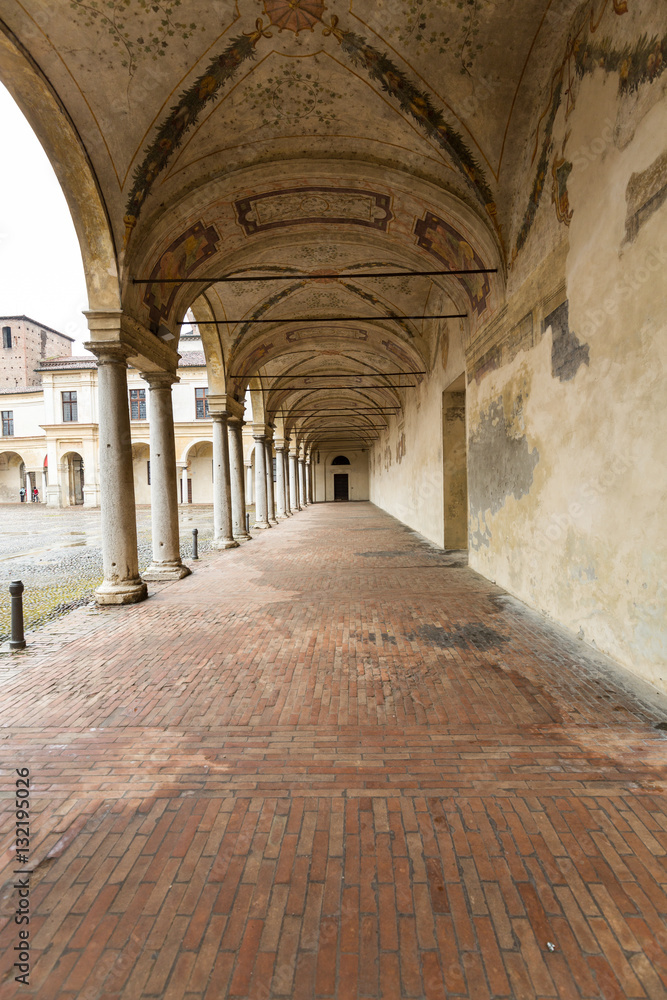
<box><xmin>0</xmin><ymin>450</ymin><xmax>27</xmax><ymax>502</ymax></box>
<box><xmin>60</xmin><ymin>451</ymin><xmax>85</xmax><ymax>507</ymax></box>
<box><xmin>0</xmin><ymin>26</ymin><xmax>120</xmax><ymax>312</ymax></box>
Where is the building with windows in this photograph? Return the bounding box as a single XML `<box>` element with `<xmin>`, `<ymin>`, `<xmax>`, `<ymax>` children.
<box><xmin>0</xmin><ymin>321</ymin><xmax>229</xmax><ymax>507</ymax></box>
<box><xmin>0</xmin><ymin>315</ymin><xmax>74</xmax><ymax>389</ymax></box>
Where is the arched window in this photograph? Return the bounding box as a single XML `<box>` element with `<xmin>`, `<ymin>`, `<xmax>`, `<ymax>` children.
<box><xmin>331</xmin><ymin>455</ymin><xmax>351</xmax><ymax>466</ymax></box>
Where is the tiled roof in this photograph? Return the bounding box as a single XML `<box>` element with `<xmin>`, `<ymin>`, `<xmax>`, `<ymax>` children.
<box><xmin>178</xmin><ymin>352</ymin><xmax>207</xmax><ymax>367</ymax></box>
<box><xmin>37</xmin><ymin>356</ymin><xmax>97</xmax><ymax>370</ymax></box>
<box><xmin>0</xmin><ymin>385</ymin><xmax>43</xmax><ymax>395</ymax></box>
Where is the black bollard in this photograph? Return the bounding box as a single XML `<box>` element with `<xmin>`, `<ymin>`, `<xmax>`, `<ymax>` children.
<box><xmin>245</xmin><ymin>512</ymin><xmax>250</xmax><ymax>534</ymax></box>
<box><xmin>9</xmin><ymin>580</ymin><xmax>26</xmax><ymax>650</ymax></box>
<box><xmin>192</xmin><ymin>528</ymin><xmax>199</xmax><ymax>560</ymax></box>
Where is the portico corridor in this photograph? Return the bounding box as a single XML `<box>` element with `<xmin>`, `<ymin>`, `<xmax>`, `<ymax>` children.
<box><xmin>1</xmin><ymin>502</ymin><xmax>666</xmax><ymax>999</ymax></box>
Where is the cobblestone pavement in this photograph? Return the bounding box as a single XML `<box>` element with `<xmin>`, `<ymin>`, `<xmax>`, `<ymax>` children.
<box><xmin>1</xmin><ymin>502</ymin><xmax>667</xmax><ymax>999</ymax></box>
<box><xmin>0</xmin><ymin>505</ymin><xmax>229</xmax><ymax>642</ymax></box>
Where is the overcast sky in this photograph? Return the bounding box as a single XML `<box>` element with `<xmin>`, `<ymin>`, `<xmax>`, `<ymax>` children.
<box><xmin>0</xmin><ymin>83</ymin><xmax>90</xmax><ymax>353</ymax></box>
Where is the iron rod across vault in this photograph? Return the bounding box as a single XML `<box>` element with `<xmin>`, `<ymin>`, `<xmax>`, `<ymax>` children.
<box><xmin>133</xmin><ymin>269</ymin><xmax>496</xmax><ymax>284</ymax></box>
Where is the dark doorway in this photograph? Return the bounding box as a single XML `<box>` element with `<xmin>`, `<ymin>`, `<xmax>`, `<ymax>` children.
<box><xmin>333</xmin><ymin>473</ymin><xmax>349</xmax><ymax>501</ymax></box>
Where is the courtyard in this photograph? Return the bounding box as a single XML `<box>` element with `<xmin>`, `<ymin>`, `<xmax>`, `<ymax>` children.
<box><xmin>0</xmin><ymin>503</ymin><xmax>666</xmax><ymax>998</ymax></box>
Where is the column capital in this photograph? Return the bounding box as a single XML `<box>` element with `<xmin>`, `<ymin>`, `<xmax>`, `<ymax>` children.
<box><xmin>140</xmin><ymin>370</ymin><xmax>179</xmax><ymax>389</ymax></box>
<box><xmin>253</xmin><ymin>423</ymin><xmax>268</xmax><ymax>440</ymax></box>
<box><xmin>209</xmin><ymin>394</ymin><xmax>244</xmax><ymax>420</ymax></box>
<box><xmin>84</xmin><ymin>341</ymin><xmax>132</xmax><ymax>366</ymax></box>
<box><xmin>274</xmin><ymin>439</ymin><xmax>287</xmax><ymax>452</ymax></box>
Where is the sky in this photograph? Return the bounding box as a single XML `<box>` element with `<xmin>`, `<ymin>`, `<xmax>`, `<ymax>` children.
<box><xmin>0</xmin><ymin>83</ymin><xmax>90</xmax><ymax>353</ymax></box>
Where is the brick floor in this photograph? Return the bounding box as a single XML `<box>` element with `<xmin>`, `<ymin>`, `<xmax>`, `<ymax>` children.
<box><xmin>1</xmin><ymin>502</ymin><xmax>667</xmax><ymax>998</ymax></box>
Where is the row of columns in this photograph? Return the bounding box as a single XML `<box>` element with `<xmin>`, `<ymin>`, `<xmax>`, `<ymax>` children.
<box><xmin>87</xmin><ymin>341</ymin><xmax>314</xmax><ymax>605</ymax></box>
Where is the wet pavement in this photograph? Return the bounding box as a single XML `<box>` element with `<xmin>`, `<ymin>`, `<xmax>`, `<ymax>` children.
<box><xmin>0</xmin><ymin>505</ymin><xmax>217</xmax><ymax>642</ymax></box>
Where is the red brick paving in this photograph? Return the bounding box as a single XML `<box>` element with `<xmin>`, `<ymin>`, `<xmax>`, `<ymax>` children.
<box><xmin>1</xmin><ymin>502</ymin><xmax>667</xmax><ymax>998</ymax></box>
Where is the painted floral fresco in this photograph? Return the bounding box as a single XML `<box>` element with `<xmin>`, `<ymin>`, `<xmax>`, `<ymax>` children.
<box><xmin>143</xmin><ymin>221</ymin><xmax>220</xmax><ymax>327</ymax></box>
<box><xmin>69</xmin><ymin>0</ymin><xmax>203</xmax><ymax>77</ymax></box>
<box><xmin>124</xmin><ymin>9</ymin><xmax>497</xmax><ymax>240</ymax></box>
<box><xmin>415</xmin><ymin>213</ymin><xmax>490</xmax><ymax>316</ymax></box>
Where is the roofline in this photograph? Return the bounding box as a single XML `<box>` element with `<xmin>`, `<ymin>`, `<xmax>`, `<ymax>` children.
<box><xmin>0</xmin><ymin>316</ymin><xmax>75</xmax><ymax>341</ymax></box>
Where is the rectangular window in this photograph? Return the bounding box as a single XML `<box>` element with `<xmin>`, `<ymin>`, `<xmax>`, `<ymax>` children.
<box><xmin>62</xmin><ymin>390</ymin><xmax>78</xmax><ymax>422</ymax></box>
<box><xmin>130</xmin><ymin>388</ymin><xmax>146</xmax><ymax>420</ymax></box>
<box><xmin>2</xmin><ymin>326</ymin><xmax>11</xmax><ymax>349</ymax></box>
<box><xmin>195</xmin><ymin>387</ymin><xmax>209</xmax><ymax>419</ymax></box>
<box><xmin>1</xmin><ymin>410</ymin><xmax>13</xmax><ymax>436</ymax></box>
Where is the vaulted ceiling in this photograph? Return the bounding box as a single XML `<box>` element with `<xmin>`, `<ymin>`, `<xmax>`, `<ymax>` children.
<box><xmin>0</xmin><ymin>0</ymin><xmax>594</xmax><ymax>446</ymax></box>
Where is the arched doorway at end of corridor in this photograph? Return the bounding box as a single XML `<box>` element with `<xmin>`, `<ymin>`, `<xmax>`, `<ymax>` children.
<box><xmin>60</xmin><ymin>451</ymin><xmax>85</xmax><ymax>506</ymax></box>
<box><xmin>317</xmin><ymin>451</ymin><xmax>369</xmax><ymax>502</ymax></box>
<box><xmin>442</xmin><ymin>374</ymin><xmax>468</xmax><ymax>550</ymax></box>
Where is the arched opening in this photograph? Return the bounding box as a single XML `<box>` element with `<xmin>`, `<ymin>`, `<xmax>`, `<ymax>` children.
<box><xmin>0</xmin><ymin>450</ymin><xmax>27</xmax><ymax>502</ymax></box>
<box><xmin>331</xmin><ymin>456</ymin><xmax>351</xmax><ymax>466</ymax></box>
<box><xmin>131</xmin><ymin>443</ymin><xmax>151</xmax><ymax>505</ymax></box>
<box><xmin>60</xmin><ymin>451</ymin><xmax>84</xmax><ymax>506</ymax></box>
<box><xmin>182</xmin><ymin>441</ymin><xmax>213</xmax><ymax>505</ymax></box>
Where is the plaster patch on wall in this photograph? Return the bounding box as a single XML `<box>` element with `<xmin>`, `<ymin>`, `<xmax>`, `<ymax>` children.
<box><xmin>544</xmin><ymin>301</ymin><xmax>589</xmax><ymax>381</ymax></box>
<box><xmin>468</xmin><ymin>396</ymin><xmax>539</xmax><ymax>520</ymax></box>
<box><xmin>624</xmin><ymin>148</ymin><xmax>667</xmax><ymax>243</ymax></box>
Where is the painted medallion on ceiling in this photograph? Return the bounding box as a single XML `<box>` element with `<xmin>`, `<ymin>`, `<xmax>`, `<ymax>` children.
<box><xmin>263</xmin><ymin>0</ymin><xmax>326</xmax><ymax>34</ymax></box>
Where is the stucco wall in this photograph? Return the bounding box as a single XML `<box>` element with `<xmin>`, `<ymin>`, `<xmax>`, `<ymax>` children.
<box><xmin>370</xmin><ymin>324</ymin><xmax>467</xmax><ymax>548</ymax></box>
<box><xmin>467</xmin><ymin>76</ymin><xmax>667</xmax><ymax>690</ymax></box>
<box><xmin>370</xmin><ymin>67</ymin><xmax>667</xmax><ymax>691</ymax></box>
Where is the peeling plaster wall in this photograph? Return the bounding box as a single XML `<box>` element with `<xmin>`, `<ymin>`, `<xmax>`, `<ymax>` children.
<box><xmin>468</xmin><ymin>74</ymin><xmax>667</xmax><ymax>691</ymax></box>
<box><xmin>369</xmin><ymin>324</ymin><xmax>466</xmax><ymax>548</ymax></box>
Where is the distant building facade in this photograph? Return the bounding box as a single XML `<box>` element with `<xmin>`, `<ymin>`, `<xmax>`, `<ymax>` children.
<box><xmin>0</xmin><ymin>316</ymin><xmax>74</xmax><ymax>389</ymax></box>
<box><xmin>0</xmin><ymin>320</ymin><xmax>234</xmax><ymax>507</ymax></box>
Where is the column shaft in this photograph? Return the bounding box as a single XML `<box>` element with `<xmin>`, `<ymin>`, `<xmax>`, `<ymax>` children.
<box><xmin>289</xmin><ymin>453</ymin><xmax>300</xmax><ymax>511</ymax></box>
<box><xmin>93</xmin><ymin>349</ymin><xmax>147</xmax><ymax>604</ymax></box>
<box><xmin>265</xmin><ymin>440</ymin><xmax>277</xmax><ymax>524</ymax></box>
<box><xmin>298</xmin><ymin>459</ymin><xmax>307</xmax><ymax>507</ymax></box>
<box><xmin>142</xmin><ymin>375</ymin><xmax>191</xmax><ymax>581</ymax></box>
<box><xmin>212</xmin><ymin>414</ymin><xmax>239</xmax><ymax>550</ymax></box>
<box><xmin>253</xmin><ymin>436</ymin><xmax>271</xmax><ymax>528</ymax></box>
<box><xmin>229</xmin><ymin>419</ymin><xmax>251</xmax><ymax>539</ymax></box>
<box><xmin>275</xmin><ymin>447</ymin><xmax>288</xmax><ymax>518</ymax></box>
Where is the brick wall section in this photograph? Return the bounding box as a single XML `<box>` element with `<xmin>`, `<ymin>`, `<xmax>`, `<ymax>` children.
<box><xmin>0</xmin><ymin>502</ymin><xmax>666</xmax><ymax>998</ymax></box>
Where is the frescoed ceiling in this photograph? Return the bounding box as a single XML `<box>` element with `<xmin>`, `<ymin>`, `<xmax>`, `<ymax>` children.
<box><xmin>0</xmin><ymin>0</ymin><xmax>641</xmax><ymax>445</ymax></box>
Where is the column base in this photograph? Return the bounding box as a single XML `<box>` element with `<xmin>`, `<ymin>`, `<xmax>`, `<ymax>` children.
<box><xmin>95</xmin><ymin>578</ymin><xmax>148</xmax><ymax>605</ymax></box>
<box><xmin>277</xmin><ymin>512</ymin><xmax>290</xmax><ymax>519</ymax></box>
<box><xmin>269</xmin><ymin>518</ymin><xmax>279</xmax><ymax>525</ymax></box>
<box><xmin>213</xmin><ymin>537</ymin><xmax>240</xmax><ymax>550</ymax></box>
<box><xmin>142</xmin><ymin>561</ymin><xmax>192</xmax><ymax>582</ymax></box>
<box><xmin>234</xmin><ymin>532</ymin><xmax>253</xmax><ymax>542</ymax></box>
<box><xmin>253</xmin><ymin>521</ymin><xmax>272</xmax><ymax>529</ymax></box>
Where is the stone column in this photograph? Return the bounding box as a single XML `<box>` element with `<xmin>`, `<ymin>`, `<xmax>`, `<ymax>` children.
<box><xmin>253</xmin><ymin>432</ymin><xmax>271</xmax><ymax>528</ymax></box>
<box><xmin>265</xmin><ymin>439</ymin><xmax>278</xmax><ymax>524</ymax></box>
<box><xmin>212</xmin><ymin>413</ymin><xmax>239</xmax><ymax>550</ymax></box>
<box><xmin>298</xmin><ymin>457</ymin><xmax>307</xmax><ymax>507</ymax></box>
<box><xmin>141</xmin><ymin>372</ymin><xmax>191</xmax><ymax>581</ymax></box>
<box><xmin>289</xmin><ymin>450</ymin><xmax>300</xmax><ymax>511</ymax></box>
<box><xmin>275</xmin><ymin>443</ymin><xmax>289</xmax><ymax>518</ymax></box>
<box><xmin>87</xmin><ymin>345</ymin><xmax>147</xmax><ymax>604</ymax></box>
<box><xmin>307</xmin><ymin>459</ymin><xmax>313</xmax><ymax>504</ymax></box>
<box><xmin>228</xmin><ymin>417</ymin><xmax>251</xmax><ymax>540</ymax></box>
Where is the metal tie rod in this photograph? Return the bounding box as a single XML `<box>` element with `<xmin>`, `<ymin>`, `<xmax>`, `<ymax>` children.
<box><xmin>235</xmin><ymin>371</ymin><xmax>426</xmax><ymax>378</ymax></box>
<box><xmin>133</xmin><ymin>269</ymin><xmax>496</xmax><ymax>284</ymax></box>
<box><xmin>187</xmin><ymin>315</ymin><xmax>464</xmax><ymax>324</ymax></box>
